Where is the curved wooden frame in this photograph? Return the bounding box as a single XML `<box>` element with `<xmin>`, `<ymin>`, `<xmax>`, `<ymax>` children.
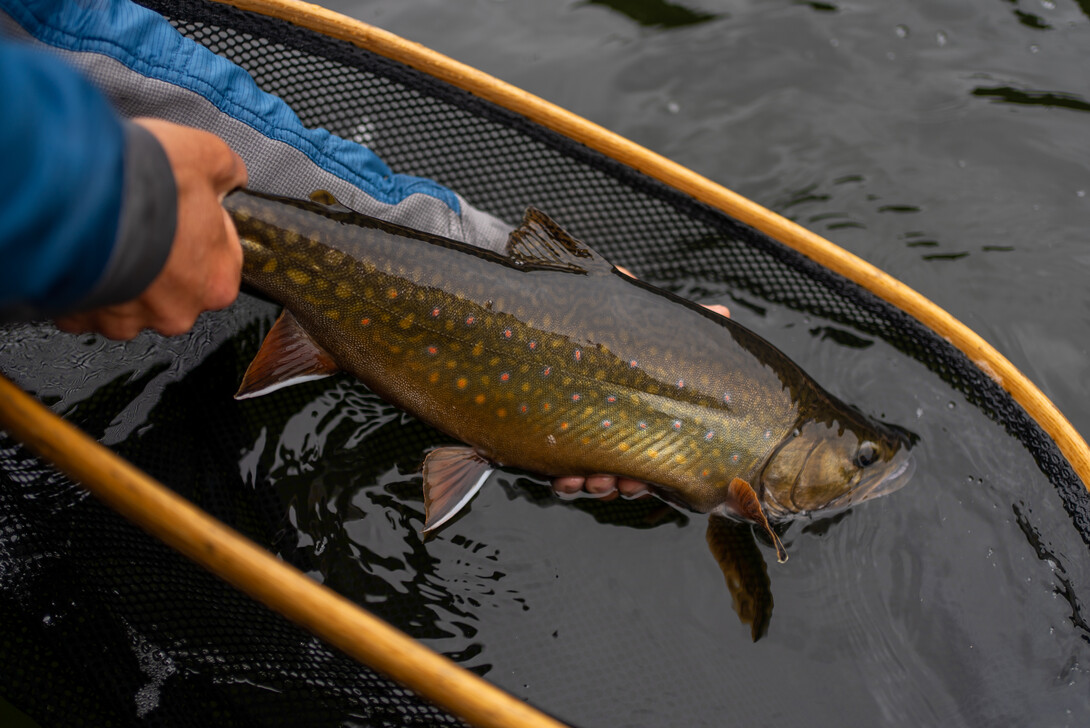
<box><xmin>220</xmin><ymin>0</ymin><xmax>1090</xmax><ymax>491</ymax></box>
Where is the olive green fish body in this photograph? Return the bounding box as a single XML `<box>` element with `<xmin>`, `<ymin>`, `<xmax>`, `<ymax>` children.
<box><xmin>227</xmin><ymin>190</ymin><xmax>913</xmax><ymax>545</ymax></box>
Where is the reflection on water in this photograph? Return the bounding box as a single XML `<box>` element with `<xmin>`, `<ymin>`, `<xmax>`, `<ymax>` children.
<box><xmin>582</xmin><ymin>0</ymin><xmax>723</xmax><ymax>29</ymax></box>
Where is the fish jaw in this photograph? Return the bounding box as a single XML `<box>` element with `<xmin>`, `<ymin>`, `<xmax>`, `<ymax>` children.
<box><xmin>758</xmin><ymin>440</ymin><xmax>915</xmax><ymax>521</ymax></box>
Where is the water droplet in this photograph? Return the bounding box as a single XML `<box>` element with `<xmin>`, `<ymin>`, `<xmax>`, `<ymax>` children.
<box><xmin>895</xmin><ymin>24</ymin><xmax>909</xmax><ymax>39</ymax></box>
<box><xmin>666</xmin><ymin>101</ymin><xmax>680</xmax><ymax>114</ymax></box>
<box><xmin>936</xmin><ymin>30</ymin><xmax>948</xmax><ymax>47</ymax></box>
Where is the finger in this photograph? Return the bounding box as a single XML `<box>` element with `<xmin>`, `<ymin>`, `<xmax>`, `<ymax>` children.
<box><xmin>551</xmin><ymin>476</ymin><xmax>585</xmax><ymax>495</ymax></box>
<box><xmin>616</xmin><ymin>478</ymin><xmax>651</xmax><ymax>498</ymax></box>
<box><xmin>584</xmin><ymin>474</ymin><xmax>618</xmax><ymax>495</ymax></box>
<box><xmin>704</xmin><ymin>303</ymin><xmax>730</xmax><ymax>318</ymax></box>
<box><xmin>214</xmin><ymin>144</ymin><xmax>248</xmax><ymax>197</ymax></box>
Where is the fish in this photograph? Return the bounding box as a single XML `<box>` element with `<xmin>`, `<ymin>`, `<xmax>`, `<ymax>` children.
<box><xmin>225</xmin><ymin>188</ymin><xmax>915</xmax><ymax>592</ymax></box>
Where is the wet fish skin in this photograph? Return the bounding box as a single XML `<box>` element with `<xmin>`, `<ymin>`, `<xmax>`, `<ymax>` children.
<box><xmin>226</xmin><ymin>189</ymin><xmax>913</xmax><ymax>557</ymax></box>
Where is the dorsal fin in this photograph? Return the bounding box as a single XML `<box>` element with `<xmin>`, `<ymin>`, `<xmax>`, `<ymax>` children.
<box><xmin>505</xmin><ymin>208</ymin><xmax>615</xmax><ymax>275</ymax></box>
<box><xmin>234</xmin><ymin>310</ymin><xmax>340</xmax><ymax>399</ymax></box>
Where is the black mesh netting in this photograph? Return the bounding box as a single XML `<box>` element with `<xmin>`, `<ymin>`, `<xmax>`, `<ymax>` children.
<box><xmin>2</xmin><ymin>0</ymin><xmax>1089</xmax><ymax>726</ymax></box>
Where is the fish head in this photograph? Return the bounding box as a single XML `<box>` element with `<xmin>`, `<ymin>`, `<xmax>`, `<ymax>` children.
<box><xmin>757</xmin><ymin>414</ymin><xmax>915</xmax><ymax>520</ymax></box>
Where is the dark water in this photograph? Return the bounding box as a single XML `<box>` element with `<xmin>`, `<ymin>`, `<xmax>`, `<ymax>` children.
<box><xmin>4</xmin><ymin>1</ymin><xmax>1090</xmax><ymax>727</ymax></box>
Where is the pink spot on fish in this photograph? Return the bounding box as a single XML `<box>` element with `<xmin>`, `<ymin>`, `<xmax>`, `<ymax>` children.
<box><xmin>542</xmin><ymin>366</ymin><xmax>552</xmax><ymax>377</ymax></box>
<box><xmin>571</xmin><ymin>393</ymin><xmax>581</xmax><ymax>402</ymax></box>
<box><xmin>673</xmin><ymin>420</ymin><xmax>682</xmax><ymax>430</ymax></box>
<box><xmin>431</xmin><ymin>307</ymin><xmax>441</xmax><ymax>318</ymax></box>
<box><xmin>503</xmin><ymin>328</ymin><xmax>513</xmax><ymax>339</ymax></box>
<box><xmin>602</xmin><ymin>419</ymin><xmax>612</xmax><ymax>428</ymax></box>
<box><xmin>529</xmin><ymin>340</ymin><xmax>538</xmax><ymax>350</ymax></box>
<box><xmin>629</xmin><ymin>359</ymin><xmax>638</xmax><ymax>368</ymax></box>
<box><xmin>638</xmin><ymin>421</ymin><xmax>648</xmax><ymax>430</ymax></box>
<box><xmin>500</xmin><ymin>372</ymin><xmax>510</xmax><ymax>382</ymax></box>
<box><xmin>606</xmin><ymin>395</ymin><xmax>617</xmax><ymax>403</ymax></box>
<box><xmin>676</xmin><ymin>379</ymin><xmax>685</xmax><ymax>389</ymax></box>
<box><xmin>427</xmin><ymin>346</ymin><xmax>438</xmax><ymax>356</ymax></box>
<box><xmin>574</xmin><ymin>348</ymin><xmax>582</xmax><ymax>362</ymax></box>
<box><xmin>705</xmin><ymin>430</ymin><xmax>715</xmax><ymax>440</ymax></box>
<box><xmin>465</xmin><ymin>316</ymin><xmax>476</xmax><ymax>326</ymax></box>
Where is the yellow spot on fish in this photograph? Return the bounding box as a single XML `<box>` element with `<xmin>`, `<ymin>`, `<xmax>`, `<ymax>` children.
<box><xmin>323</xmin><ymin>249</ymin><xmax>345</xmax><ymax>266</ymax></box>
<box><xmin>618</xmin><ymin>442</ymin><xmax>629</xmax><ymax>452</ymax></box>
<box><xmin>389</xmin><ymin>345</ymin><xmax>402</xmax><ymax>354</ymax></box>
<box><xmin>674</xmin><ymin>454</ymin><xmax>687</xmax><ymax>465</ymax></box>
<box><xmin>446</xmin><ymin>360</ymin><xmax>457</xmax><ymax>369</ymax></box>
<box><xmin>456</xmin><ymin>377</ymin><xmax>468</xmax><ymax>390</ymax></box>
<box><xmin>262</xmin><ymin>258</ymin><xmax>278</xmax><ymax>273</ymax></box>
<box><xmin>335</xmin><ymin>282</ymin><xmax>353</xmax><ymax>299</ymax></box>
<box><xmin>399</xmin><ymin>314</ymin><xmax>415</xmax><ymax>329</ymax></box>
<box><xmin>496</xmin><ymin>408</ymin><xmax>507</xmax><ymax>418</ymax></box>
<box><xmin>287</xmin><ymin>269</ymin><xmax>310</xmax><ymax>285</ymax></box>
<box><xmin>429</xmin><ymin>372</ymin><xmax>440</xmax><ymax>383</ymax></box>
<box><xmin>324</xmin><ymin>309</ymin><xmax>340</xmax><ymax>320</ymax></box>
<box><xmin>475</xmin><ymin>394</ymin><xmax>486</xmax><ymax>405</ymax></box>
<box><xmin>560</xmin><ymin>422</ymin><xmax>569</xmax><ymax>431</ymax></box>
<box><xmin>648</xmin><ymin>449</ymin><xmax>659</xmax><ymax>459</ymax></box>
<box><xmin>521</xmin><ymin>382</ymin><xmax>530</xmax><ymax>392</ymax></box>
<box><xmin>387</xmin><ymin>287</ymin><xmax>398</xmax><ymax>299</ymax></box>
<box><xmin>472</xmin><ymin>342</ymin><xmax>484</xmax><ymax>357</ymax></box>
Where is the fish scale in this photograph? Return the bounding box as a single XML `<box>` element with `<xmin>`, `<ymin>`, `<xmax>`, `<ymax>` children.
<box><xmin>227</xmin><ymin>189</ymin><xmax>914</xmax><ymax>565</ymax></box>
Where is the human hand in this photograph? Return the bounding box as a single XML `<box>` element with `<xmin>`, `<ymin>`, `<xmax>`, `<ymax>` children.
<box><xmin>55</xmin><ymin>118</ymin><xmax>247</xmax><ymax>340</ymax></box>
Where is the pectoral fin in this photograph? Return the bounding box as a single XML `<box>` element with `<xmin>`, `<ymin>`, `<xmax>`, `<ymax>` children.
<box><xmin>422</xmin><ymin>447</ymin><xmax>494</xmax><ymax>532</ymax></box>
<box><xmin>728</xmin><ymin>478</ymin><xmax>788</xmax><ymax>563</ymax></box>
<box><xmin>707</xmin><ymin>516</ymin><xmax>773</xmax><ymax>641</ymax></box>
<box><xmin>235</xmin><ymin>310</ymin><xmax>340</xmax><ymax>399</ymax></box>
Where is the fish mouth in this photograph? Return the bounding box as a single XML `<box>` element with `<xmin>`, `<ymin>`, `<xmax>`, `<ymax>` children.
<box><xmin>760</xmin><ymin>447</ymin><xmax>916</xmax><ymax>521</ymax></box>
<box><xmin>826</xmin><ymin>449</ymin><xmax>915</xmax><ymax>512</ymax></box>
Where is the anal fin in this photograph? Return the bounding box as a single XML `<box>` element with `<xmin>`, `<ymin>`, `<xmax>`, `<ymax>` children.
<box><xmin>422</xmin><ymin>447</ymin><xmax>494</xmax><ymax>532</ymax></box>
<box><xmin>235</xmin><ymin>310</ymin><xmax>340</xmax><ymax>399</ymax></box>
<box><xmin>728</xmin><ymin>478</ymin><xmax>788</xmax><ymax>563</ymax></box>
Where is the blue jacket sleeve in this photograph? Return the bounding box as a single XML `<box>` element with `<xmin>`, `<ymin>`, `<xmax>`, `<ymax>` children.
<box><xmin>0</xmin><ymin>39</ymin><xmax>176</xmax><ymax>322</ymax></box>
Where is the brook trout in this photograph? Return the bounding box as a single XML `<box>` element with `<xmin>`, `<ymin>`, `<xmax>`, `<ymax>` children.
<box><xmin>227</xmin><ymin>189</ymin><xmax>914</xmax><ymax>566</ymax></box>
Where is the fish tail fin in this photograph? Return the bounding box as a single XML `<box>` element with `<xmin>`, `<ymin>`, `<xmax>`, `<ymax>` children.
<box><xmin>422</xmin><ymin>447</ymin><xmax>494</xmax><ymax>533</ymax></box>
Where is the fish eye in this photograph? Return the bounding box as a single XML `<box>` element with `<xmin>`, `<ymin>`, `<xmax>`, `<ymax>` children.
<box><xmin>854</xmin><ymin>441</ymin><xmax>879</xmax><ymax>468</ymax></box>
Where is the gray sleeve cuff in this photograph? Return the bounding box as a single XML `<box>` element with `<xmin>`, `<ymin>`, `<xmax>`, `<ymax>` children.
<box><xmin>74</xmin><ymin>120</ymin><xmax>177</xmax><ymax>311</ymax></box>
